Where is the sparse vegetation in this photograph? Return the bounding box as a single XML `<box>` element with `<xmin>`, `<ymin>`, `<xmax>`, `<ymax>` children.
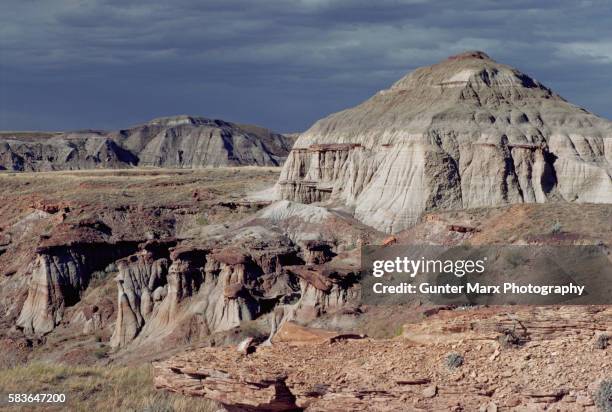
<box><xmin>505</xmin><ymin>252</ymin><xmax>528</xmax><ymax>268</ymax></box>
<box><xmin>0</xmin><ymin>167</ymin><xmax>279</xmax><ymax>214</ymax></box>
<box><xmin>196</xmin><ymin>215</ymin><xmax>209</xmax><ymax>226</ymax></box>
<box><xmin>498</xmin><ymin>328</ymin><xmax>527</xmax><ymax>348</ymax></box>
<box><xmin>550</xmin><ymin>220</ymin><xmax>562</xmax><ymax>234</ymax></box>
<box><xmin>596</xmin><ymin>379</ymin><xmax>612</xmax><ymax>412</ymax></box>
<box><xmin>0</xmin><ymin>362</ymin><xmax>218</xmax><ymax>412</ymax></box>
<box><xmin>93</xmin><ymin>345</ymin><xmax>109</xmax><ymax>359</ymax></box>
<box><xmin>445</xmin><ymin>353</ymin><xmax>464</xmax><ymax>369</ymax></box>
<box><xmin>596</xmin><ymin>334</ymin><xmax>610</xmax><ymax>350</ymax></box>
<box><xmin>344</xmin><ymin>242</ymin><xmax>357</xmax><ymax>251</ymax></box>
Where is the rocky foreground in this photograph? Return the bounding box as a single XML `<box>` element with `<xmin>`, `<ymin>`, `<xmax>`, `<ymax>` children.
<box><xmin>154</xmin><ymin>306</ymin><xmax>612</xmax><ymax>411</ymax></box>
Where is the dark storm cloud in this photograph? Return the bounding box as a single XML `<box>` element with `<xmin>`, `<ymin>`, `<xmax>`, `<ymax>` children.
<box><xmin>1</xmin><ymin>0</ymin><xmax>611</xmax><ymax>132</ymax></box>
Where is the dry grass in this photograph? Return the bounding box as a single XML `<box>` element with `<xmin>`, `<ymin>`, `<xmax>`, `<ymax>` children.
<box><xmin>0</xmin><ymin>131</ymin><xmax>62</xmax><ymax>138</ymax></box>
<box><xmin>425</xmin><ymin>203</ymin><xmax>612</xmax><ymax>244</ymax></box>
<box><xmin>0</xmin><ymin>167</ymin><xmax>281</xmax><ymax>233</ymax></box>
<box><xmin>0</xmin><ymin>362</ymin><xmax>218</xmax><ymax>412</ymax></box>
<box><xmin>0</xmin><ymin>167</ymin><xmax>280</xmax><ymax>209</ymax></box>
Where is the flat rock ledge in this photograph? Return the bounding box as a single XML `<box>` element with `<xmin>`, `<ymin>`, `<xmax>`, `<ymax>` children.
<box><xmin>154</xmin><ymin>306</ymin><xmax>612</xmax><ymax>411</ymax></box>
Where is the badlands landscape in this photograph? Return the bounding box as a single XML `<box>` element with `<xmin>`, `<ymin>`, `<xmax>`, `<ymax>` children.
<box><xmin>0</xmin><ymin>51</ymin><xmax>611</xmax><ymax>411</ymax></box>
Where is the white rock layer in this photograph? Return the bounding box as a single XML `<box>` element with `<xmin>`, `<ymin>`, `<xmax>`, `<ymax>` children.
<box><xmin>277</xmin><ymin>51</ymin><xmax>612</xmax><ymax>232</ymax></box>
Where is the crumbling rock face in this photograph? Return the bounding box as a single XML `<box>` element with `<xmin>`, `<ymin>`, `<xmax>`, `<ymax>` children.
<box><xmin>10</xmin><ymin>195</ymin><xmax>375</xmax><ymax>348</ymax></box>
<box><xmin>16</xmin><ymin>240</ymin><xmax>139</xmax><ymax>335</ymax></box>
<box><xmin>285</xmin><ymin>264</ymin><xmax>360</xmax><ymax>322</ymax></box>
<box><xmin>0</xmin><ymin>116</ymin><xmax>295</xmax><ymax>171</ymax></box>
<box><xmin>401</xmin><ymin>305</ymin><xmax>612</xmax><ymax>345</ymax></box>
<box><xmin>270</xmin><ymin>321</ymin><xmax>364</xmax><ymax>346</ymax></box>
<box><xmin>130</xmin><ymin>117</ymin><xmax>294</xmax><ymax>168</ymax></box>
<box><xmin>112</xmin><ymin>220</ymin><xmax>365</xmax><ymax>349</ymax></box>
<box><xmin>300</xmin><ymin>240</ymin><xmax>335</xmax><ymax>264</ymax></box>
<box><xmin>251</xmin><ymin>200</ymin><xmax>382</xmax><ymax>248</ymax></box>
<box><xmin>69</xmin><ymin>297</ymin><xmax>115</xmax><ymax>336</ymax></box>
<box><xmin>111</xmin><ymin>229</ymin><xmax>299</xmax><ymax>348</ymax></box>
<box><xmin>0</xmin><ymin>133</ymin><xmax>138</xmax><ymax>172</ymax></box>
<box><xmin>154</xmin><ymin>306</ymin><xmax>612</xmax><ymax>411</ymax></box>
<box><xmin>278</xmin><ymin>51</ymin><xmax>612</xmax><ymax>232</ymax></box>
<box><xmin>110</xmin><ymin>240</ymin><xmax>175</xmax><ymax>348</ymax></box>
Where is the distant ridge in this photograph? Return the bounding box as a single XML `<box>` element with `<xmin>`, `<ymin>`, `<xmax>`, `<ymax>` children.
<box><xmin>0</xmin><ymin>116</ymin><xmax>296</xmax><ymax>171</ymax></box>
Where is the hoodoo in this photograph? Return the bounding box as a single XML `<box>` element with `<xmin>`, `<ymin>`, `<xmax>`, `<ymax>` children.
<box><xmin>277</xmin><ymin>51</ymin><xmax>612</xmax><ymax>233</ymax></box>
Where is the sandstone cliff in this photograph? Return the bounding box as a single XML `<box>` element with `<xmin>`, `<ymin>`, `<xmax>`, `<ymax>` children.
<box><xmin>0</xmin><ymin>116</ymin><xmax>294</xmax><ymax>171</ymax></box>
<box><xmin>278</xmin><ymin>51</ymin><xmax>612</xmax><ymax>232</ymax></box>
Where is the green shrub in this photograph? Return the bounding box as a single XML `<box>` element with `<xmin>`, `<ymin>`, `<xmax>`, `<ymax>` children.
<box><xmin>596</xmin><ymin>334</ymin><xmax>610</xmax><ymax>350</ymax></box>
<box><xmin>596</xmin><ymin>380</ymin><xmax>612</xmax><ymax>412</ymax></box>
<box><xmin>93</xmin><ymin>346</ymin><xmax>108</xmax><ymax>359</ymax></box>
<box><xmin>498</xmin><ymin>328</ymin><xmax>527</xmax><ymax>348</ymax></box>
<box><xmin>445</xmin><ymin>353</ymin><xmax>464</xmax><ymax>369</ymax></box>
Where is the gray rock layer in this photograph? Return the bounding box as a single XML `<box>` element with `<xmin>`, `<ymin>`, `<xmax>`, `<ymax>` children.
<box><xmin>0</xmin><ymin>116</ymin><xmax>294</xmax><ymax>171</ymax></box>
<box><xmin>277</xmin><ymin>51</ymin><xmax>612</xmax><ymax>233</ymax></box>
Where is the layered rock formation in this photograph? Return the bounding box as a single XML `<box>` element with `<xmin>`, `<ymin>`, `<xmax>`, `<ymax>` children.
<box><xmin>278</xmin><ymin>51</ymin><xmax>612</xmax><ymax>232</ymax></box>
<box><xmin>110</xmin><ymin>203</ymin><xmax>372</xmax><ymax>349</ymax></box>
<box><xmin>0</xmin><ymin>132</ymin><xmax>138</xmax><ymax>171</ymax></box>
<box><xmin>16</xmin><ymin>221</ymin><xmax>140</xmax><ymax>335</ymax></box>
<box><xmin>3</xmin><ymin>162</ymin><xmax>379</xmax><ymax>348</ymax></box>
<box><xmin>154</xmin><ymin>306</ymin><xmax>612</xmax><ymax>411</ymax></box>
<box><xmin>0</xmin><ymin>116</ymin><xmax>294</xmax><ymax>171</ymax></box>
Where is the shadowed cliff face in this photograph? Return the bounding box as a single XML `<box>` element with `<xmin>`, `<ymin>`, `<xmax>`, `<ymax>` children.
<box><xmin>109</xmin><ymin>205</ymin><xmax>371</xmax><ymax>350</ymax></box>
<box><xmin>16</xmin><ymin>240</ymin><xmax>141</xmax><ymax>335</ymax></box>
<box><xmin>278</xmin><ymin>51</ymin><xmax>612</xmax><ymax>233</ymax></box>
<box><xmin>0</xmin><ymin>116</ymin><xmax>295</xmax><ymax>171</ymax></box>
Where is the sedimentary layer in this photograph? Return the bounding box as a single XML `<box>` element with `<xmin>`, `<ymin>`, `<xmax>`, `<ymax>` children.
<box><xmin>278</xmin><ymin>51</ymin><xmax>612</xmax><ymax>232</ymax></box>
<box><xmin>0</xmin><ymin>116</ymin><xmax>294</xmax><ymax>171</ymax></box>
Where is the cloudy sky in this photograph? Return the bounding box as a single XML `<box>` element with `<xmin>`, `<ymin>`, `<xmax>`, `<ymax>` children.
<box><xmin>1</xmin><ymin>0</ymin><xmax>611</xmax><ymax>132</ymax></box>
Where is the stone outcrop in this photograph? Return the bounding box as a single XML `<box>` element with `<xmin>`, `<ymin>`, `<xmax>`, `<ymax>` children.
<box><xmin>110</xmin><ymin>237</ymin><xmax>362</xmax><ymax>349</ymax></box>
<box><xmin>277</xmin><ymin>51</ymin><xmax>612</xmax><ymax>232</ymax></box>
<box><xmin>110</xmin><ymin>240</ymin><xmax>175</xmax><ymax>348</ymax></box>
<box><xmin>284</xmin><ymin>263</ymin><xmax>361</xmax><ymax>322</ymax></box>
<box><xmin>154</xmin><ymin>306</ymin><xmax>612</xmax><ymax>411</ymax></box>
<box><xmin>401</xmin><ymin>305</ymin><xmax>612</xmax><ymax>345</ymax></box>
<box><xmin>0</xmin><ymin>132</ymin><xmax>138</xmax><ymax>172</ymax></box>
<box><xmin>16</xmin><ymin>223</ymin><xmax>140</xmax><ymax>335</ymax></box>
<box><xmin>110</xmin><ymin>202</ymin><xmax>375</xmax><ymax>349</ymax></box>
<box><xmin>251</xmin><ymin>200</ymin><xmax>379</xmax><ymax>247</ymax></box>
<box><xmin>0</xmin><ymin>116</ymin><xmax>295</xmax><ymax>171</ymax></box>
<box><xmin>7</xmin><ymin>187</ymin><xmax>377</xmax><ymax>346</ymax></box>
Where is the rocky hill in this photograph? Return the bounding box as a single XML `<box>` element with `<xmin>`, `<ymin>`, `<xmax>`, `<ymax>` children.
<box><xmin>0</xmin><ymin>116</ymin><xmax>295</xmax><ymax>171</ymax></box>
<box><xmin>277</xmin><ymin>51</ymin><xmax>612</xmax><ymax>233</ymax></box>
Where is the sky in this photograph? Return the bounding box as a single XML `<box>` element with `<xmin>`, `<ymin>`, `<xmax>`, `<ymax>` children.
<box><xmin>1</xmin><ymin>0</ymin><xmax>611</xmax><ymax>133</ymax></box>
